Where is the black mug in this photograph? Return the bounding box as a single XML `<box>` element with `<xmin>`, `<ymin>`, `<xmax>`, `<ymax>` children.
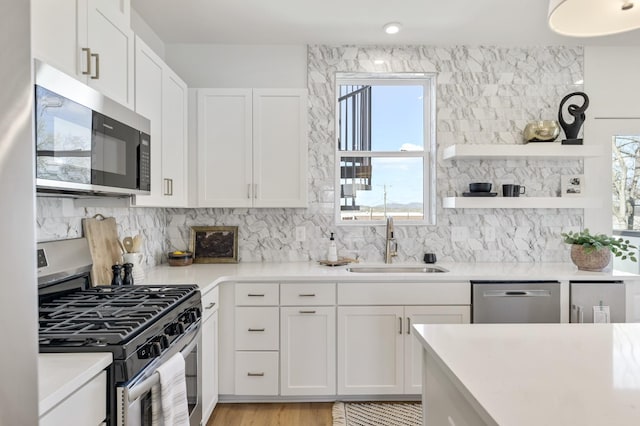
<box><xmin>423</xmin><ymin>253</ymin><xmax>437</xmax><ymax>264</ymax></box>
<box><xmin>502</xmin><ymin>184</ymin><xmax>525</xmax><ymax>197</ymax></box>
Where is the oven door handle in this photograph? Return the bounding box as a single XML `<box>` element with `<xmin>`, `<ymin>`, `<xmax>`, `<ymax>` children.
<box><xmin>126</xmin><ymin>333</ymin><xmax>199</xmax><ymax>402</ymax></box>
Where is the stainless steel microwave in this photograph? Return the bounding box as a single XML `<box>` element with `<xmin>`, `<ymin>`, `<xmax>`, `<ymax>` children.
<box><xmin>34</xmin><ymin>60</ymin><xmax>150</xmax><ymax>197</ymax></box>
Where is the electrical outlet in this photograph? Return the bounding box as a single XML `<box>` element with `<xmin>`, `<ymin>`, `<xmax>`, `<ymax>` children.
<box><xmin>295</xmin><ymin>226</ymin><xmax>306</xmax><ymax>242</ymax></box>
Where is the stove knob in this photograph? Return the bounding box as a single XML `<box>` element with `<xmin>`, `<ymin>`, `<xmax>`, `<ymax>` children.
<box><xmin>137</xmin><ymin>341</ymin><xmax>162</xmax><ymax>359</ymax></box>
<box><xmin>165</xmin><ymin>322</ymin><xmax>184</xmax><ymax>336</ymax></box>
<box><xmin>160</xmin><ymin>334</ymin><xmax>169</xmax><ymax>349</ymax></box>
<box><xmin>187</xmin><ymin>310</ymin><xmax>198</xmax><ymax>323</ymax></box>
<box><xmin>193</xmin><ymin>307</ymin><xmax>202</xmax><ymax>319</ymax></box>
<box><xmin>154</xmin><ymin>334</ymin><xmax>169</xmax><ymax>350</ymax></box>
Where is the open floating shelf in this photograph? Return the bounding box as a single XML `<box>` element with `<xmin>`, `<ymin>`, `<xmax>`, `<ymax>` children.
<box><xmin>442</xmin><ymin>144</ymin><xmax>602</xmax><ymax>160</ymax></box>
<box><xmin>442</xmin><ymin>197</ymin><xmax>601</xmax><ymax>209</ymax></box>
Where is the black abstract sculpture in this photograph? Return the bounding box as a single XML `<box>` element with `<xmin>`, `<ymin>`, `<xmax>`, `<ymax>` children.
<box><xmin>558</xmin><ymin>92</ymin><xmax>589</xmax><ymax>145</ymax></box>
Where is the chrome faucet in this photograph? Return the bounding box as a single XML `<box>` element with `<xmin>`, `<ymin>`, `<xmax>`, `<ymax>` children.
<box><xmin>384</xmin><ymin>217</ymin><xmax>398</xmax><ymax>264</ymax></box>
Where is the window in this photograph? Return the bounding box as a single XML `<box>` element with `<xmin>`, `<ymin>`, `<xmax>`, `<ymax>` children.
<box><xmin>612</xmin><ymin>134</ymin><xmax>640</xmax><ymax>232</ymax></box>
<box><xmin>335</xmin><ymin>73</ymin><xmax>435</xmax><ymax>224</ymax></box>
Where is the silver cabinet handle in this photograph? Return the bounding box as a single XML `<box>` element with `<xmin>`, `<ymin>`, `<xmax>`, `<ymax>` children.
<box><xmin>247</xmin><ymin>293</ymin><xmax>265</xmax><ymax>297</ymax></box>
<box><xmin>247</xmin><ymin>184</ymin><xmax>251</xmax><ymax>199</ymax></box>
<box><xmin>298</xmin><ymin>293</ymin><xmax>316</xmax><ymax>297</ymax></box>
<box><xmin>81</xmin><ymin>48</ymin><xmax>92</xmax><ymax>75</ymax></box>
<box><xmin>484</xmin><ymin>290</ymin><xmax>551</xmax><ymax>297</ymax></box>
<box><xmin>163</xmin><ymin>178</ymin><xmax>171</xmax><ymax>196</ymax></box>
<box><xmin>91</xmin><ymin>52</ymin><xmax>99</xmax><ymax>79</ymax></box>
<box><xmin>406</xmin><ymin>317</ymin><xmax>411</xmax><ymax>334</ymax></box>
<box><xmin>205</xmin><ymin>302</ymin><xmax>216</xmax><ymax>310</ymax></box>
<box><xmin>399</xmin><ymin>317</ymin><xmax>403</xmax><ymax>334</ymax></box>
<box><xmin>253</xmin><ymin>183</ymin><xmax>258</xmax><ymax>199</ymax></box>
<box><xmin>299</xmin><ymin>310</ymin><xmax>316</xmax><ymax>314</ymax></box>
<box><xmin>169</xmin><ymin>178</ymin><xmax>173</xmax><ymax>196</ymax></box>
<box><xmin>247</xmin><ymin>372</ymin><xmax>264</xmax><ymax>377</ymax></box>
<box><xmin>248</xmin><ymin>328</ymin><xmax>265</xmax><ymax>332</ymax></box>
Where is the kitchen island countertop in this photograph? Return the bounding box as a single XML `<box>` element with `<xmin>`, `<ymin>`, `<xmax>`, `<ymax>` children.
<box><xmin>39</xmin><ymin>352</ymin><xmax>112</xmax><ymax>417</ymax></box>
<box><xmin>144</xmin><ymin>261</ymin><xmax>640</xmax><ymax>291</ymax></box>
<box><xmin>412</xmin><ymin>323</ymin><xmax>640</xmax><ymax>426</ymax></box>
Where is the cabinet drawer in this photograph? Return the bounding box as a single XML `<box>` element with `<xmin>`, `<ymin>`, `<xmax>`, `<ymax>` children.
<box><xmin>338</xmin><ymin>282</ymin><xmax>470</xmax><ymax>305</ymax></box>
<box><xmin>40</xmin><ymin>371</ymin><xmax>106</xmax><ymax>426</ymax></box>
<box><xmin>235</xmin><ymin>351</ymin><xmax>279</xmax><ymax>395</ymax></box>
<box><xmin>280</xmin><ymin>283</ymin><xmax>336</xmax><ymax>306</ymax></box>
<box><xmin>202</xmin><ymin>286</ymin><xmax>219</xmax><ymax>320</ymax></box>
<box><xmin>235</xmin><ymin>283</ymin><xmax>279</xmax><ymax>306</ymax></box>
<box><xmin>235</xmin><ymin>307</ymin><xmax>279</xmax><ymax>350</ymax></box>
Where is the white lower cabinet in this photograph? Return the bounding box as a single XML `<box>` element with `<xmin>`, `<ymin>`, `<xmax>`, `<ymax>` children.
<box><xmin>40</xmin><ymin>371</ymin><xmax>106</xmax><ymax>426</ymax></box>
<box><xmin>280</xmin><ymin>306</ymin><xmax>336</xmax><ymax>396</ymax></box>
<box><xmin>337</xmin><ymin>305</ymin><xmax>470</xmax><ymax>395</ymax></box>
<box><xmin>201</xmin><ymin>287</ymin><xmax>219</xmax><ymax>425</ymax></box>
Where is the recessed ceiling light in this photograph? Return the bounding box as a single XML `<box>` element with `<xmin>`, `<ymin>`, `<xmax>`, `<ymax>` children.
<box><xmin>383</xmin><ymin>22</ymin><xmax>401</xmax><ymax>35</ymax></box>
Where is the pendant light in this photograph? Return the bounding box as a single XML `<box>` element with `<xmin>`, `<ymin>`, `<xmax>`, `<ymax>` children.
<box><xmin>548</xmin><ymin>0</ymin><xmax>640</xmax><ymax>37</ymax></box>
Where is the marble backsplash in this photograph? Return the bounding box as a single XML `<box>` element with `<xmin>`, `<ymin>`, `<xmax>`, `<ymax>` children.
<box><xmin>36</xmin><ymin>45</ymin><xmax>586</xmax><ymax>266</ymax></box>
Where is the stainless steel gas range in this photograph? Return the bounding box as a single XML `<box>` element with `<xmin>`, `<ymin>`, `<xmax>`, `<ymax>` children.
<box><xmin>37</xmin><ymin>238</ymin><xmax>202</xmax><ymax>426</ymax></box>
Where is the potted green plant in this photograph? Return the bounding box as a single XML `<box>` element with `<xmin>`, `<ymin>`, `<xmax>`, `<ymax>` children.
<box><xmin>561</xmin><ymin>229</ymin><xmax>637</xmax><ymax>271</ymax></box>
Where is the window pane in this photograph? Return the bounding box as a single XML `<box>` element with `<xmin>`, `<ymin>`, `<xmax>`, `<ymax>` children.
<box><xmin>371</xmin><ymin>86</ymin><xmax>424</xmax><ymax>152</ymax></box>
<box><xmin>612</xmin><ymin>135</ymin><xmax>640</xmax><ymax>231</ymax></box>
<box><xmin>338</xmin><ymin>85</ymin><xmax>425</xmax><ymax>152</ymax></box>
<box><xmin>339</xmin><ymin>156</ymin><xmax>423</xmax><ymax>221</ymax></box>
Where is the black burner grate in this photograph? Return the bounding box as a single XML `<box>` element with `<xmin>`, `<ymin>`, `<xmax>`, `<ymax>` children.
<box><xmin>38</xmin><ymin>285</ymin><xmax>197</xmax><ymax>346</ymax></box>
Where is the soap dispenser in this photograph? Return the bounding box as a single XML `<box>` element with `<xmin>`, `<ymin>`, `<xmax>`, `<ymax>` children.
<box><xmin>327</xmin><ymin>232</ymin><xmax>338</xmax><ymax>262</ymax></box>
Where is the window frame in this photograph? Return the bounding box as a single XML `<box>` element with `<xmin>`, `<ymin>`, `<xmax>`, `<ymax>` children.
<box><xmin>333</xmin><ymin>72</ymin><xmax>437</xmax><ymax>226</ymax></box>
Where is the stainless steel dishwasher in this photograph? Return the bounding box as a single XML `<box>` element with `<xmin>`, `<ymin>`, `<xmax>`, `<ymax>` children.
<box><xmin>472</xmin><ymin>281</ymin><xmax>561</xmax><ymax>323</ymax></box>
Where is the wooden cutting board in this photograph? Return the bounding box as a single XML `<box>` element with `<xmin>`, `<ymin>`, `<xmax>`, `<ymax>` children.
<box><xmin>82</xmin><ymin>214</ymin><xmax>122</xmax><ymax>286</ymax></box>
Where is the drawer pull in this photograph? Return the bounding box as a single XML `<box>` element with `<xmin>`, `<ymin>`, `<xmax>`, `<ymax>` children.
<box><xmin>298</xmin><ymin>293</ymin><xmax>316</xmax><ymax>297</ymax></box>
<box><xmin>247</xmin><ymin>372</ymin><xmax>265</xmax><ymax>377</ymax></box>
<box><xmin>247</xmin><ymin>294</ymin><xmax>265</xmax><ymax>297</ymax></box>
<box><xmin>205</xmin><ymin>302</ymin><xmax>216</xmax><ymax>310</ymax></box>
<box><xmin>299</xmin><ymin>310</ymin><xmax>316</xmax><ymax>314</ymax></box>
<box><xmin>248</xmin><ymin>328</ymin><xmax>266</xmax><ymax>332</ymax></box>
<box><xmin>399</xmin><ymin>317</ymin><xmax>403</xmax><ymax>334</ymax></box>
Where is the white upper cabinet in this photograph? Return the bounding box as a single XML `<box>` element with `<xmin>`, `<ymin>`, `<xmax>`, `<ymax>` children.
<box><xmin>196</xmin><ymin>88</ymin><xmax>308</xmax><ymax>208</ymax></box>
<box><xmin>32</xmin><ymin>0</ymin><xmax>134</xmax><ymax>108</ymax></box>
<box><xmin>132</xmin><ymin>36</ymin><xmax>188</xmax><ymax>207</ymax></box>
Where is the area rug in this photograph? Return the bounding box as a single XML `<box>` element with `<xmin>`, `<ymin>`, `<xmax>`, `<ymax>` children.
<box><xmin>332</xmin><ymin>402</ymin><xmax>422</xmax><ymax>426</ymax></box>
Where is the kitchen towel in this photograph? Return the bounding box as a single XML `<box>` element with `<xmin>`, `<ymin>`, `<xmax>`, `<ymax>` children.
<box><xmin>151</xmin><ymin>353</ymin><xmax>190</xmax><ymax>426</ymax></box>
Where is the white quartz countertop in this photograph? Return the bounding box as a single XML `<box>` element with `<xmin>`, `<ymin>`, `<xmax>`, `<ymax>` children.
<box><xmin>412</xmin><ymin>323</ymin><xmax>640</xmax><ymax>426</ymax></box>
<box><xmin>38</xmin><ymin>352</ymin><xmax>112</xmax><ymax>417</ymax></box>
<box><xmin>144</xmin><ymin>261</ymin><xmax>639</xmax><ymax>291</ymax></box>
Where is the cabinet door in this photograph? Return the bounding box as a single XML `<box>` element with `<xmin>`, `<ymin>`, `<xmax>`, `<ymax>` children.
<box><xmin>626</xmin><ymin>281</ymin><xmax>640</xmax><ymax>322</ymax></box>
<box><xmin>132</xmin><ymin>36</ymin><xmax>164</xmax><ymax>207</ymax></box>
<box><xmin>86</xmin><ymin>0</ymin><xmax>134</xmax><ymax>108</ymax></box>
<box><xmin>31</xmin><ymin>0</ymin><xmax>81</xmax><ymax>78</ymax></box>
<box><xmin>337</xmin><ymin>306</ymin><xmax>404</xmax><ymax>395</ymax></box>
<box><xmin>161</xmin><ymin>67</ymin><xmax>189</xmax><ymax>207</ymax></box>
<box><xmin>280</xmin><ymin>307</ymin><xmax>335</xmax><ymax>396</ymax></box>
<box><xmin>197</xmin><ymin>89</ymin><xmax>253</xmax><ymax>207</ymax></box>
<box><xmin>404</xmin><ymin>305</ymin><xmax>470</xmax><ymax>394</ymax></box>
<box><xmin>252</xmin><ymin>89</ymin><xmax>308</xmax><ymax>208</ymax></box>
<box><xmin>201</xmin><ymin>310</ymin><xmax>218</xmax><ymax>425</ymax></box>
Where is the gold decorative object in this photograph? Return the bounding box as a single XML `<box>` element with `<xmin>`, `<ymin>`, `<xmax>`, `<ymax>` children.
<box><xmin>523</xmin><ymin>120</ymin><xmax>560</xmax><ymax>143</ymax></box>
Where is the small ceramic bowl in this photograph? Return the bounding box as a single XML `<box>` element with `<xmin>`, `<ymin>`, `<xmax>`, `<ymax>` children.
<box><xmin>167</xmin><ymin>251</ymin><xmax>193</xmax><ymax>267</ymax></box>
<box><xmin>469</xmin><ymin>182</ymin><xmax>492</xmax><ymax>193</ymax></box>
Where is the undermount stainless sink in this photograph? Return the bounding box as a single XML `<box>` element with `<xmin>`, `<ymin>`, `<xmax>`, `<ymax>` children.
<box><xmin>346</xmin><ymin>265</ymin><xmax>449</xmax><ymax>273</ymax></box>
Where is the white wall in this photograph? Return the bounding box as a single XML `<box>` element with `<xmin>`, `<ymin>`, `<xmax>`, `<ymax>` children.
<box><xmin>164</xmin><ymin>44</ymin><xmax>307</xmax><ymax>88</ymax></box>
<box><xmin>584</xmin><ymin>46</ymin><xmax>640</xmax><ymax>234</ymax></box>
<box><xmin>1</xmin><ymin>0</ymin><xmax>38</xmax><ymax>424</ymax></box>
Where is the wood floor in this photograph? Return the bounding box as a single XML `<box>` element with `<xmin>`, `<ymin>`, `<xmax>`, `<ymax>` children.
<box><xmin>207</xmin><ymin>402</ymin><xmax>334</xmax><ymax>426</ymax></box>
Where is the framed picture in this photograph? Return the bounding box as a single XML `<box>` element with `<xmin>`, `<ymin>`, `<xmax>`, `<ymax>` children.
<box><xmin>561</xmin><ymin>174</ymin><xmax>584</xmax><ymax>197</ymax></box>
<box><xmin>189</xmin><ymin>226</ymin><xmax>238</xmax><ymax>263</ymax></box>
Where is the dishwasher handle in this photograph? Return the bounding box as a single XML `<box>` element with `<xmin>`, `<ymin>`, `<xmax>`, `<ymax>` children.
<box><xmin>484</xmin><ymin>290</ymin><xmax>552</xmax><ymax>297</ymax></box>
